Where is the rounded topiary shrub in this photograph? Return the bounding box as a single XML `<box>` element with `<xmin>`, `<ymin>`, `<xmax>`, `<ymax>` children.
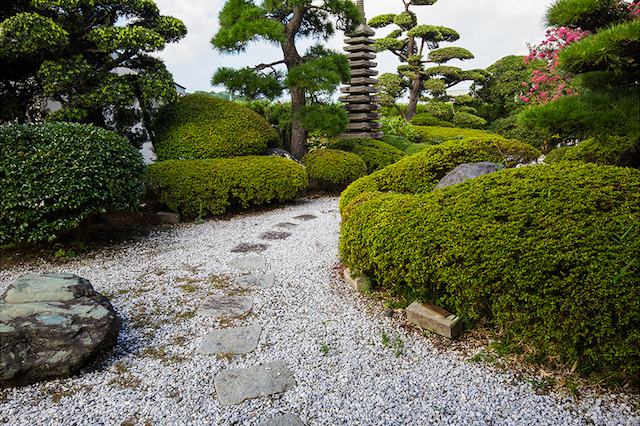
<box><xmin>329</xmin><ymin>138</ymin><xmax>407</xmax><ymax>174</ymax></box>
<box><xmin>303</xmin><ymin>149</ymin><xmax>367</xmax><ymax>192</ymax></box>
<box><xmin>153</xmin><ymin>94</ymin><xmax>280</xmax><ymax>161</ymax></box>
<box><xmin>410</xmin><ymin>113</ymin><xmax>453</xmax><ymax>127</ymax></box>
<box><xmin>146</xmin><ymin>156</ymin><xmax>307</xmax><ymax>217</ymax></box>
<box><xmin>0</xmin><ymin>122</ymin><xmax>145</xmax><ymax>244</ymax></box>
<box><xmin>339</xmin><ymin>137</ymin><xmax>541</xmax><ymax>214</ymax></box>
<box><xmin>340</xmin><ymin>163</ymin><xmax>640</xmax><ymax>378</ymax></box>
<box><xmin>545</xmin><ymin>135</ymin><xmax>634</xmax><ymax>165</ymax></box>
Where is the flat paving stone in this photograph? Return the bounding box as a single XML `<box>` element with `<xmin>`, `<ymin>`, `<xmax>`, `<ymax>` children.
<box><xmin>273</xmin><ymin>222</ymin><xmax>298</xmax><ymax>230</ymax></box>
<box><xmin>228</xmin><ymin>255</ymin><xmax>266</xmax><ymax>269</ymax></box>
<box><xmin>292</xmin><ymin>214</ymin><xmax>317</xmax><ymax>221</ymax></box>
<box><xmin>197</xmin><ymin>325</ymin><xmax>262</xmax><ymax>355</ymax></box>
<box><xmin>259</xmin><ymin>231</ymin><xmax>291</xmax><ymax>240</ymax></box>
<box><xmin>197</xmin><ymin>296</ymin><xmax>253</xmax><ymax>318</ymax></box>
<box><xmin>258</xmin><ymin>414</ymin><xmax>305</xmax><ymax>426</ymax></box>
<box><xmin>236</xmin><ymin>273</ymin><xmax>275</xmax><ymax>290</ymax></box>
<box><xmin>214</xmin><ymin>361</ymin><xmax>296</xmax><ymax>406</ymax></box>
<box><xmin>230</xmin><ymin>243</ymin><xmax>269</xmax><ymax>253</ymax></box>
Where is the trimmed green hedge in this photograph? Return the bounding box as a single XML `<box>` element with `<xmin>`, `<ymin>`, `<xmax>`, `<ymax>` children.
<box><xmin>153</xmin><ymin>94</ymin><xmax>280</xmax><ymax>161</ymax></box>
<box><xmin>0</xmin><ymin>122</ymin><xmax>145</xmax><ymax>244</ymax></box>
<box><xmin>340</xmin><ymin>137</ymin><xmax>541</xmax><ymax>214</ymax></box>
<box><xmin>146</xmin><ymin>156</ymin><xmax>307</xmax><ymax>217</ymax></box>
<box><xmin>328</xmin><ymin>138</ymin><xmax>407</xmax><ymax>174</ymax></box>
<box><xmin>545</xmin><ymin>136</ymin><xmax>634</xmax><ymax>165</ymax></box>
<box><xmin>410</xmin><ymin>113</ymin><xmax>454</xmax><ymax>127</ymax></box>
<box><xmin>303</xmin><ymin>149</ymin><xmax>367</xmax><ymax>192</ymax></box>
<box><xmin>411</xmin><ymin>125</ymin><xmax>495</xmax><ymax>144</ymax></box>
<box><xmin>340</xmin><ymin>163</ymin><xmax>640</xmax><ymax>377</ymax></box>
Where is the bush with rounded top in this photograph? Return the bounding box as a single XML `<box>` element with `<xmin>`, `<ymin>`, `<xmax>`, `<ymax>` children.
<box><xmin>453</xmin><ymin>111</ymin><xmax>487</xmax><ymax>129</ymax></box>
<box><xmin>545</xmin><ymin>135</ymin><xmax>633</xmax><ymax>165</ymax></box>
<box><xmin>339</xmin><ymin>137</ymin><xmax>541</xmax><ymax>214</ymax></box>
<box><xmin>146</xmin><ymin>156</ymin><xmax>307</xmax><ymax>217</ymax></box>
<box><xmin>328</xmin><ymin>138</ymin><xmax>407</xmax><ymax>174</ymax></box>
<box><xmin>153</xmin><ymin>94</ymin><xmax>280</xmax><ymax>161</ymax></box>
<box><xmin>0</xmin><ymin>122</ymin><xmax>145</xmax><ymax>244</ymax></box>
<box><xmin>410</xmin><ymin>113</ymin><xmax>454</xmax><ymax>127</ymax></box>
<box><xmin>303</xmin><ymin>149</ymin><xmax>367</xmax><ymax>192</ymax></box>
<box><xmin>340</xmin><ymin>163</ymin><xmax>640</xmax><ymax>378</ymax></box>
<box><xmin>411</xmin><ymin>125</ymin><xmax>494</xmax><ymax>144</ymax></box>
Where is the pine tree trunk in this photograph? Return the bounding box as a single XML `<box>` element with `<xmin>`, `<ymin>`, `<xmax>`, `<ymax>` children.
<box><xmin>407</xmin><ymin>75</ymin><xmax>422</xmax><ymax>122</ymax></box>
<box><xmin>282</xmin><ymin>7</ymin><xmax>306</xmax><ymax>160</ymax></box>
<box><xmin>289</xmin><ymin>86</ymin><xmax>307</xmax><ymax>160</ymax></box>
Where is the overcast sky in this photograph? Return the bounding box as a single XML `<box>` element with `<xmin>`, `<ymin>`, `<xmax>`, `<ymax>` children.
<box><xmin>152</xmin><ymin>0</ymin><xmax>553</xmax><ymax>94</ymax></box>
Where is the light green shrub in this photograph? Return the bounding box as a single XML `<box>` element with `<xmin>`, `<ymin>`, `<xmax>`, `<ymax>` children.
<box><xmin>453</xmin><ymin>111</ymin><xmax>487</xmax><ymax>129</ymax></box>
<box><xmin>303</xmin><ymin>149</ymin><xmax>367</xmax><ymax>192</ymax></box>
<box><xmin>328</xmin><ymin>138</ymin><xmax>407</xmax><ymax>174</ymax></box>
<box><xmin>146</xmin><ymin>156</ymin><xmax>307</xmax><ymax>217</ymax></box>
<box><xmin>0</xmin><ymin>122</ymin><xmax>145</xmax><ymax>244</ymax></box>
<box><xmin>550</xmin><ymin>135</ymin><xmax>634</xmax><ymax>165</ymax></box>
<box><xmin>410</xmin><ymin>113</ymin><xmax>454</xmax><ymax>127</ymax></box>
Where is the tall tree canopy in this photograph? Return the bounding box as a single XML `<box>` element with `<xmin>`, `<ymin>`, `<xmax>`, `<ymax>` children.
<box><xmin>211</xmin><ymin>0</ymin><xmax>362</xmax><ymax>160</ymax></box>
<box><xmin>370</xmin><ymin>0</ymin><xmax>487</xmax><ymax>121</ymax></box>
<box><xmin>520</xmin><ymin>0</ymin><xmax>639</xmax><ymax>145</ymax></box>
<box><xmin>0</xmin><ymin>0</ymin><xmax>187</xmax><ymax>148</ymax></box>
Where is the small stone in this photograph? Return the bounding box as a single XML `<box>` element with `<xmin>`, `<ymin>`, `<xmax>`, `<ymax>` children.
<box><xmin>406</xmin><ymin>301</ymin><xmax>463</xmax><ymax>339</ymax></box>
<box><xmin>258</xmin><ymin>414</ymin><xmax>305</xmax><ymax>426</ymax></box>
<box><xmin>433</xmin><ymin>162</ymin><xmax>499</xmax><ymax>190</ymax></box>
<box><xmin>273</xmin><ymin>222</ymin><xmax>297</xmax><ymax>230</ymax></box>
<box><xmin>197</xmin><ymin>325</ymin><xmax>262</xmax><ymax>355</ymax></box>
<box><xmin>343</xmin><ymin>268</ymin><xmax>371</xmax><ymax>293</ymax></box>
<box><xmin>156</xmin><ymin>211</ymin><xmax>180</xmax><ymax>224</ymax></box>
<box><xmin>197</xmin><ymin>296</ymin><xmax>253</xmax><ymax>318</ymax></box>
<box><xmin>292</xmin><ymin>214</ymin><xmax>317</xmax><ymax>221</ymax></box>
<box><xmin>228</xmin><ymin>255</ymin><xmax>266</xmax><ymax>269</ymax></box>
<box><xmin>384</xmin><ymin>309</ymin><xmax>395</xmax><ymax>318</ymax></box>
<box><xmin>259</xmin><ymin>231</ymin><xmax>291</xmax><ymax>240</ymax></box>
<box><xmin>214</xmin><ymin>361</ymin><xmax>296</xmax><ymax>405</ymax></box>
<box><xmin>236</xmin><ymin>273</ymin><xmax>275</xmax><ymax>290</ymax></box>
<box><xmin>230</xmin><ymin>243</ymin><xmax>269</xmax><ymax>253</ymax></box>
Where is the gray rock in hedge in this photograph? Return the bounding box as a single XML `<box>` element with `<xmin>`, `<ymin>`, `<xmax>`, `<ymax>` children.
<box><xmin>0</xmin><ymin>273</ymin><xmax>120</xmax><ymax>388</ymax></box>
<box><xmin>214</xmin><ymin>361</ymin><xmax>296</xmax><ymax>405</ymax></box>
<box><xmin>434</xmin><ymin>162</ymin><xmax>499</xmax><ymax>190</ymax></box>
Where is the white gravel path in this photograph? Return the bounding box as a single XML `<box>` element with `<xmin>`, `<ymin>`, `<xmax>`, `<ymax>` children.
<box><xmin>1</xmin><ymin>196</ymin><xmax>638</xmax><ymax>426</ymax></box>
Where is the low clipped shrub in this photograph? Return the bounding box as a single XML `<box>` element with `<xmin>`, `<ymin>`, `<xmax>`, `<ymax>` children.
<box><xmin>329</xmin><ymin>138</ymin><xmax>407</xmax><ymax>174</ymax></box>
<box><xmin>303</xmin><ymin>149</ymin><xmax>367</xmax><ymax>192</ymax></box>
<box><xmin>411</xmin><ymin>125</ymin><xmax>494</xmax><ymax>144</ymax></box>
<box><xmin>410</xmin><ymin>113</ymin><xmax>454</xmax><ymax>127</ymax></box>
<box><xmin>0</xmin><ymin>123</ymin><xmax>145</xmax><ymax>244</ymax></box>
<box><xmin>544</xmin><ymin>145</ymin><xmax>573</xmax><ymax>163</ymax></box>
<box><xmin>146</xmin><ymin>156</ymin><xmax>307</xmax><ymax>217</ymax></box>
<box><xmin>547</xmin><ymin>136</ymin><xmax>634</xmax><ymax>165</ymax></box>
<box><xmin>153</xmin><ymin>94</ymin><xmax>280</xmax><ymax>161</ymax></box>
<box><xmin>453</xmin><ymin>111</ymin><xmax>487</xmax><ymax>129</ymax></box>
<box><xmin>340</xmin><ymin>163</ymin><xmax>640</xmax><ymax>379</ymax></box>
<box><xmin>339</xmin><ymin>137</ymin><xmax>541</xmax><ymax>214</ymax></box>
<box><xmin>379</xmin><ymin>134</ymin><xmax>411</xmax><ymax>152</ymax></box>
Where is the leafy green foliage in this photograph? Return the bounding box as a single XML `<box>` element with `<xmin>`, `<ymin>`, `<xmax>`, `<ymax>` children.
<box><xmin>380</xmin><ymin>115</ymin><xmax>420</xmax><ymax>141</ymax></box>
<box><xmin>0</xmin><ymin>0</ymin><xmax>187</xmax><ymax>147</ymax></box>
<box><xmin>545</xmin><ymin>0</ymin><xmax>632</xmax><ymax>32</ymax></box>
<box><xmin>545</xmin><ymin>135</ymin><xmax>634</xmax><ymax>165</ymax></box>
<box><xmin>379</xmin><ymin>135</ymin><xmax>412</xmax><ymax>152</ymax></box>
<box><xmin>339</xmin><ymin>133</ymin><xmax>541</xmax><ymax>214</ymax></box>
<box><xmin>212</xmin><ymin>67</ymin><xmax>283</xmax><ymax>100</ymax></box>
<box><xmin>303</xmin><ymin>149</ymin><xmax>367</xmax><ymax>192</ymax></box>
<box><xmin>153</xmin><ymin>94</ymin><xmax>280</xmax><ymax>161</ymax></box>
<box><xmin>340</xmin><ymin>162</ymin><xmax>640</xmax><ymax>380</ymax></box>
<box><xmin>0</xmin><ymin>123</ymin><xmax>145</xmax><ymax>244</ymax></box>
<box><xmin>328</xmin><ymin>138</ymin><xmax>407</xmax><ymax>174</ymax></box>
<box><xmin>453</xmin><ymin>111</ymin><xmax>487</xmax><ymax>129</ymax></box>
<box><xmin>410</xmin><ymin>113</ymin><xmax>453</xmax><ymax>127</ymax></box>
<box><xmin>488</xmin><ymin>115</ymin><xmax>564</xmax><ymax>152</ymax></box>
<box><xmin>295</xmin><ymin>103</ymin><xmax>348</xmax><ymax>138</ymax></box>
<box><xmin>146</xmin><ymin>156</ymin><xmax>307</xmax><ymax>217</ymax></box>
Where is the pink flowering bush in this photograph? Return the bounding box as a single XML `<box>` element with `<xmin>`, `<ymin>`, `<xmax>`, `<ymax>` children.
<box><xmin>521</xmin><ymin>27</ymin><xmax>590</xmax><ymax>105</ymax></box>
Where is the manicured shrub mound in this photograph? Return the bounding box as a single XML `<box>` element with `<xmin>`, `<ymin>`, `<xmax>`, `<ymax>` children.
<box><xmin>411</xmin><ymin>125</ymin><xmax>493</xmax><ymax>144</ymax></box>
<box><xmin>545</xmin><ymin>135</ymin><xmax>634</xmax><ymax>165</ymax></box>
<box><xmin>0</xmin><ymin>123</ymin><xmax>145</xmax><ymax>244</ymax></box>
<box><xmin>153</xmin><ymin>94</ymin><xmax>280</xmax><ymax>161</ymax></box>
<box><xmin>410</xmin><ymin>113</ymin><xmax>454</xmax><ymax>127</ymax></box>
<box><xmin>303</xmin><ymin>149</ymin><xmax>367</xmax><ymax>192</ymax></box>
<box><xmin>329</xmin><ymin>138</ymin><xmax>407</xmax><ymax>174</ymax></box>
<box><xmin>340</xmin><ymin>163</ymin><xmax>640</xmax><ymax>377</ymax></box>
<box><xmin>146</xmin><ymin>156</ymin><xmax>307</xmax><ymax>217</ymax></box>
<box><xmin>339</xmin><ymin>137</ymin><xmax>541</xmax><ymax>214</ymax></box>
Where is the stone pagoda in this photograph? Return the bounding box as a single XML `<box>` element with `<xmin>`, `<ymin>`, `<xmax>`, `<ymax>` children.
<box><xmin>339</xmin><ymin>0</ymin><xmax>383</xmax><ymax>139</ymax></box>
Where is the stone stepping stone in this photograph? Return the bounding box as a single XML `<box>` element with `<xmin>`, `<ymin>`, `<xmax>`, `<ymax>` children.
<box><xmin>214</xmin><ymin>361</ymin><xmax>296</xmax><ymax>406</ymax></box>
<box><xmin>259</xmin><ymin>231</ymin><xmax>291</xmax><ymax>240</ymax></box>
<box><xmin>228</xmin><ymin>255</ymin><xmax>266</xmax><ymax>269</ymax></box>
<box><xmin>236</xmin><ymin>273</ymin><xmax>275</xmax><ymax>290</ymax></box>
<box><xmin>197</xmin><ymin>325</ymin><xmax>262</xmax><ymax>355</ymax></box>
<box><xmin>258</xmin><ymin>414</ymin><xmax>305</xmax><ymax>426</ymax></box>
<box><xmin>230</xmin><ymin>243</ymin><xmax>269</xmax><ymax>253</ymax></box>
<box><xmin>292</xmin><ymin>214</ymin><xmax>317</xmax><ymax>221</ymax></box>
<box><xmin>197</xmin><ymin>296</ymin><xmax>253</xmax><ymax>318</ymax></box>
<box><xmin>273</xmin><ymin>222</ymin><xmax>297</xmax><ymax>230</ymax></box>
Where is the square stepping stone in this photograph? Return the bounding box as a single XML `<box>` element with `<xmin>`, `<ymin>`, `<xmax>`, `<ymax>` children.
<box><xmin>197</xmin><ymin>325</ymin><xmax>262</xmax><ymax>355</ymax></box>
<box><xmin>273</xmin><ymin>222</ymin><xmax>297</xmax><ymax>230</ymax></box>
<box><xmin>259</xmin><ymin>231</ymin><xmax>291</xmax><ymax>240</ymax></box>
<box><xmin>230</xmin><ymin>243</ymin><xmax>269</xmax><ymax>253</ymax></box>
<box><xmin>228</xmin><ymin>255</ymin><xmax>266</xmax><ymax>269</ymax></box>
<box><xmin>214</xmin><ymin>361</ymin><xmax>296</xmax><ymax>406</ymax></box>
<box><xmin>292</xmin><ymin>214</ymin><xmax>317</xmax><ymax>221</ymax></box>
<box><xmin>197</xmin><ymin>296</ymin><xmax>253</xmax><ymax>318</ymax></box>
<box><xmin>258</xmin><ymin>414</ymin><xmax>305</xmax><ymax>426</ymax></box>
<box><xmin>236</xmin><ymin>273</ymin><xmax>275</xmax><ymax>290</ymax></box>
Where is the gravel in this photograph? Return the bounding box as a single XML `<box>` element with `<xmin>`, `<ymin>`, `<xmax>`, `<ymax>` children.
<box><xmin>1</xmin><ymin>196</ymin><xmax>638</xmax><ymax>425</ymax></box>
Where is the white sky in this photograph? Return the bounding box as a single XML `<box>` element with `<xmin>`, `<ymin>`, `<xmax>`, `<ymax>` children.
<box><xmin>152</xmin><ymin>0</ymin><xmax>552</xmax><ymax>94</ymax></box>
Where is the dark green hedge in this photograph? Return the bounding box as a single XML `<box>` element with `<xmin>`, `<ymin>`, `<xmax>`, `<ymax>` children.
<box><xmin>410</xmin><ymin>113</ymin><xmax>454</xmax><ymax>127</ymax></box>
<box><xmin>146</xmin><ymin>156</ymin><xmax>307</xmax><ymax>217</ymax></box>
<box><xmin>340</xmin><ymin>163</ymin><xmax>640</xmax><ymax>377</ymax></box>
<box><xmin>153</xmin><ymin>94</ymin><xmax>280</xmax><ymax>161</ymax></box>
<box><xmin>0</xmin><ymin>122</ymin><xmax>145</xmax><ymax>244</ymax></box>
<box><xmin>340</xmin><ymin>137</ymin><xmax>541</xmax><ymax>214</ymax></box>
<box><xmin>328</xmin><ymin>138</ymin><xmax>407</xmax><ymax>174</ymax></box>
<box><xmin>303</xmin><ymin>149</ymin><xmax>367</xmax><ymax>192</ymax></box>
<box><xmin>545</xmin><ymin>136</ymin><xmax>634</xmax><ymax>165</ymax></box>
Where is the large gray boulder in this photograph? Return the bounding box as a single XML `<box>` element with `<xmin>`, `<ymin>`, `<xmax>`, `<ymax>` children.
<box><xmin>0</xmin><ymin>273</ymin><xmax>120</xmax><ymax>388</ymax></box>
<box><xmin>433</xmin><ymin>161</ymin><xmax>499</xmax><ymax>190</ymax></box>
